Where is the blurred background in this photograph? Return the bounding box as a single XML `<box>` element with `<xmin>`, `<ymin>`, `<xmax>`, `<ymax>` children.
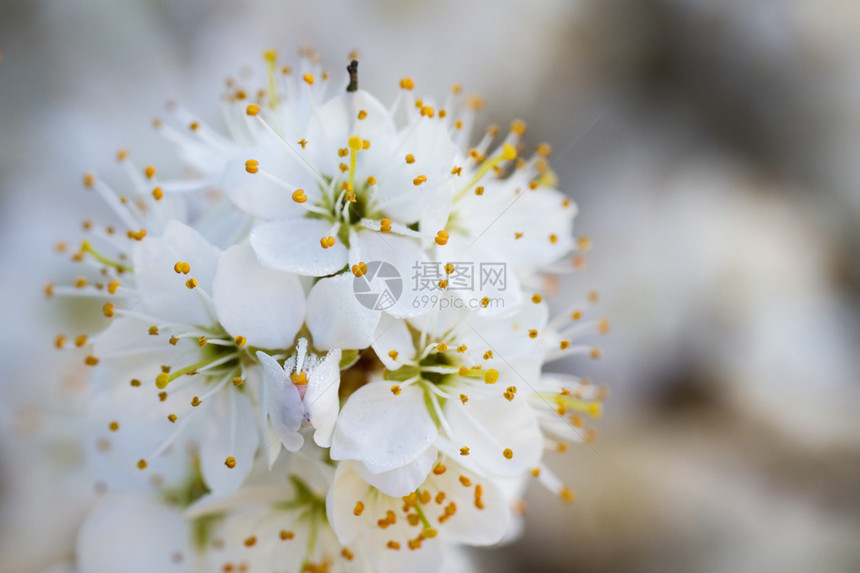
<box><xmin>1</xmin><ymin>0</ymin><xmax>858</xmax><ymax>571</ymax></box>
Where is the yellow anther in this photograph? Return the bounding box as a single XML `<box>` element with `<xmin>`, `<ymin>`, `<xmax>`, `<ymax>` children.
<box><xmin>420</xmin><ymin>105</ymin><xmax>435</xmax><ymax>118</ymax></box>
<box><xmin>459</xmin><ymin>475</ymin><xmax>471</xmax><ymax>487</ymax></box>
<box><xmin>224</xmin><ymin>456</ymin><xmax>237</xmax><ymax>469</ymax></box>
<box><xmin>380</xmin><ymin>218</ymin><xmax>392</xmax><ymax>233</ymax></box>
<box><xmin>460</xmin><ymin>393</ymin><xmax>469</xmax><ymax>404</ymax></box>
<box><xmin>137</xmin><ymin>459</ymin><xmax>147</xmax><ymax>470</ymax></box>
<box><xmin>159</xmin><ymin>391</ymin><xmax>167</xmax><ymax>402</ymax></box>
<box><xmin>244</xmin><ymin>159</ymin><xmax>259</xmax><ymax>174</ymax></box>
<box><xmin>532</xmin><ymin>294</ymin><xmax>543</xmax><ymax>303</ymax></box>
<box><xmin>234</xmin><ymin>335</ymin><xmax>246</xmax><ymax>347</ymax></box>
<box><xmin>460</xmin><ymin>446</ymin><xmax>470</xmax><ymax>456</ymax></box>
<box><xmin>405</xmin><ymin>154</ymin><xmax>415</xmax><ymax>164</ymax></box>
<box><xmin>74</xmin><ymin>334</ymin><xmax>88</xmax><ymax>347</ymax></box>
<box><xmin>357</xmin><ymin>110</ymin><xmax>367</xmax><ymax>120</ymax></box>
<box><xmin>353</xmin><ymin>501</ymin><xmax>365</xmax><ymax>516</ymax></box>
<box><xmin>435</xmin><ymin>230</ymin><xmax>448</xmax><ymax>246</ymax></box>
<box><xmin>340</xmin><ymin>181</ymin><xmax>353</xmax><ymax>191</ymax></box>
<box><xmin>510</xmin><ymin>119</ymin><xmax>527</xmax><ymax>135</ymax></box>
<box><xmin>450</xmin><ymin>166</ymin><xmax>462</xmax><ymax>176</ymax></box>
<box><xmin>75</xmin><ymin>277</ymin><xmax>89</xmax><ymax>289</ymax></box>
<box><xmin>320</xmin><ymin>236</ymin><xmax>336</xmax><ymax>249</ymax></box>
<box><xmin>341</xmin><ymin>547</ymin><xmax>354</xmax><ymax>560</ymax></box>
<box><xmin>297</xmin><ymin>139</ymin><xmax>308</xmax><ymax>149</ymax></box>
<box><xmin>263</xmin><ymin>49</ymin><xmax>277</xmax><ymax>63</ymax></box>
<box><xmin>348</xmin><ymin>135</ymin><xmax>363</xmax><ymax>151</ymax></box>
<box><xmin>291</xmin><ymin>188</ymin><xmax>306</xmax><ymax>203</ymax></box>
<box><xmin>191</xmin><ymin>396</ymin><xmax>201</xmax><ymax>407</ymax></box>
<box><xmin>130</xmin><ymin>378</ymin><xmax>141</xmax><ymax>387</ymax></box>
<box><xmin>243</xmin><ymin>535</ymin><xmax>256</xmax><ymax>547</ymax></box>
<box><xmin>501</xmin><ymin>143</ymin><xmax>517</xmax><ymax>161</ymax></box>
<box><xmin>560</xmin><ymin>487</ymin><xmax>575</xmax><ymax>503</ymax></box>
<box><xmin>590</xmin><ymin>347</ymin><xmax>602</xmax><ymax>359</ymax></box>
<box><xmin>399</xmin><ymin>77</ymin><xmax>414</xmax><ymax>90</ymax></box>
<box><xmin>107</xmin><ymin>280</ymin><xmax>120</xmax><ymax>294</ymax></box>
<box><xmin>484</xmin><ymin>369</ymin><xmax>499</xmax><ymax>384</ymax></box>
<box><xmin>387</xmin><ymin>541</ymin><xmax>400</xmax><ymax>550</ymax></box>
<box><xmin>362</xmin><ymin>139</ymin><xmax>370</xmax><ymax>149</ymax></box>
<box><xmin>487</xmin><ymin>125</ymin><xmax>500</xmax><ymax>137</ymax></box>
<box><xmin>598</xmin><ymin>318</ymin><xmax>611</xmax><ymax>335</ymax></box>
<box><xmin>148</xmin><ymin>326</ymin><xmax>159</xmax><ymax>336</ymax></box>
<box><xmin>102</xmin><ymin>302</ymin><xmax>115</xmax><ymax>317</ymax></box>
<box><xmin>528</xmin><ymin>329</ymin><xmax>538</xmax><ymax>339</ymax></box>
<box><xmin>475</xmin><ymin>185</ymin><xmax>486</xmax><ymax>196</ymax></box>
<box><xmin>439</xmin><ymin>109</ymin><xmax>447</xmax><ymax>118</ymax></box>
<box><xmin>390</xmin><ymin>385</ymin><xmax>402</xmax><ymax>396</ymax></box>
<box><xmin>436</xmin><ymin>342</ymin><xmax>448</xmax><ymax>352</ymax></box>
<box><xmin>366</xmin><ymin>175</ymin><xmax>377</xmax><ymax>185</ymax></box>
<box><xmin>351</xmin><ymin>262</ymin><xmax>368</xmax><ymax>277</ymax></box>
<box><xmin>290</xmin><ymin>371</ymin><xmax>308</xmax><ymax>385</ymax></box>
<box><xmin>444</xmin><ymin>263</ymin><xmax>455</xmax><ymax>274</ymax></box>
<box><xmin>151</xmin><ymin>187</ymin><xmax>163</xmax><ymax>201</ymax></box>
<box><xmin>189</xmin><ymin>121</ymin><xmax>199</xmax><ymax>131</ymax></box>
<box><xmin>185</xmin><ymin>278</ymin><xmax>197</xmax><ymax>289</ymax></box>
<box><xmin>458</xmin><ymin>366</ymin><xmax>469</xmax><ymax>377</ymax></box>
<box><xmin>108</xmin><ymin>421</ymin><xmax>119</xmax><ymax>431</ymax></box>
<box><xmin>438</xmin><ymin>279</ymin><xmax>448</xmax><ymax>289</ymax></box>
<box><xmin>413</xmin><ymin>175</ymin><xmax>427</xmax><ymax>186</ymax></box>
<box><xmin>303</xmin><ymin>73</ymin><xmax>314</xmax><ymax>85</ymax></box>
<box><xmin>480</xmin><ymin>297</ymin><xmax>490</xmax><ymax>308</ymax></box>
<box><xmin>338</xmin><ymin>148</ymin><xmax>348</xmax><ymax>157</ymax></box>
<box><xmin>116</xmin><ymin>148</ymin><xmax>129</xmax><ymax>161</ymax></box>
<box><xmin>454</xmin><ymin>119</ymin><xmax>464</xmax><ymax>130</ymax></box>
<box><xmin>549</xmin><ymin>234</ymin><xmax>558</xmax><ymax>244</ymax></box>
<box><xmin>144</xmin><ymin>165</ymin><xmax>156</xmax><ymax>179</ymax></box>
<box><xmin>280</xmin><ymin>530</ymin><xmax>295</xmax><ymax>541</ymax></box>
<box><xmin>503</xmin><ymin>448</ymin><xmax>513</xmax><ymax>459</ymax></box>
<box><xmin>82</xmin><ymin>172</ymin><xmax>96</xmax><ymax>189</ymax></box>
<box><xmin>232</xmin><ymin>377</ymin><xmax>244</xmax><ymax>386</ymax></box>
<box><xmin>457</xmin><ymin>344</ymin><xmax>467</xmax><ymax>353</ymax></box>
<box><xmin>168</xmin><ymin>414</ymin><xmax>177</xmax><ymax>423</ymax></box>
<box><xmin>468</xmin><ymin>94</ymin><xmax>485</xmax><ymax>110</ymax></box>
<box><xmin>155</xmin><ymin>373</ymin><xmax>170</xmax><ymax>389</ymax></box>
<box><xmin>169</xmin><ymin>336</ymin><xmax>179</xmax><ymax>345</ymax></box>
<box><xmin>388</xmin><ymin>350</ymin><xmax>399</xmax><ymax>361</ymax></box>
<box><xmin>246</xmin><ymin>104</ymin><xmax>260</xmax><ymax>116</ymax></box>
<box><xmin>54</xmin><ymin>334</ymin><xmax>66</xmax><ymax>349</ymax></box>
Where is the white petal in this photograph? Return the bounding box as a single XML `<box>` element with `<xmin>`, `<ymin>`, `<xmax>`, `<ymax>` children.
<box><xmin>306</xmin><ymin>274</ymin><xmax>380</xmax><ymax>350</ymax></box>
<box><xmin>77</xmin><ymin>494</ymin><xmax>192</xmax><ymax>573</ymax></box>
<box><xmin>304</xmin><ymin>90</ymin><xmax>396</xmax><ymax>176</ymax></box>
<box><xmin>133</xmin><ymin>220</ymin><xmax>221</xmax><ymax>326</ymax></box>
<box><xmin>432</xmin><ymin>464</ymin><xmax>512</xmax><ymax>546</ymax></box>
<box><xmin>213</xmin><ymin>245</ymin><xmax>305</xmax><ymax>349</ymax></box>
<box><xmin>326</xmin><ymin>461</ymin><xmax>372</xmax><ymax>545</ymax></box>
<box><xmin>199</xmin><ymin>391</ymin><xmax>259</xmax><ymax>495</ymax></box>
<box><xmin>257</xmin><ymin>351</ymin><xmax>304</xmax><ymax>453</ymax></box>
<box><xmin>444</xmin><ymin>397</ymin><xmax>542</xmax><ymax>477</ymax></box>
<box><xmin>305</xmin><ymin>348</ymin><xmax>342</xmax><ymax>447</ymax></box>
<box><xmin>371</xmin><ymin>314</ymin><xmax>416</xmax><ymax>371</ymax></box>
<box><xmin>356</xmin><ymin>447</ymin><xmax>437</xmax><ymax>497</ymax></box>
<box><xmin>353</xmin><ymin>229</ymin><xmax>430</xmax><ymax>318</ymax></box>
<box><xmin>366</xmin><ymin>522</ymin><xmax>443</xmax><ymax>573</ymax></box>
<box><xmin>250</xmin><ymin>218</ymin><xmax>348</xmax><ymax>276</ymax></box>
<box><xmin>330</xmin><ymin>381</ymin><xmax>437</xmax><ymax>474</ymax></box>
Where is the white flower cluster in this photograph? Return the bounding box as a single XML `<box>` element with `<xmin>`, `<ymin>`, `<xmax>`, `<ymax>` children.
<box><xmin>48</xmin><ymin>50</ymin><xmax>607</xmax><ymax>573</ymax></box>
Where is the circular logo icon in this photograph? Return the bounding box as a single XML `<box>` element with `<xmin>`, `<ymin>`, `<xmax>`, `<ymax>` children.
<box><xmin>353</xmin><ymin>261</ymin><xmax>402</xmax><ymax>311</ymax></box>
